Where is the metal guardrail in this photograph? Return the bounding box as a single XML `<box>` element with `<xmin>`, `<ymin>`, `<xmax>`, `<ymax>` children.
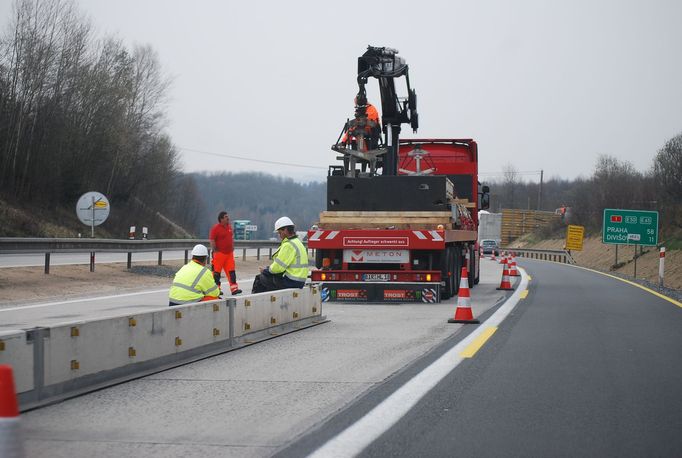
<box><xmin>503</xmin><ymin>247</ymin><xmax>575</xmax><ymax>264</ymax></box>
<box><xmin>0</xmin><ymin>238</ymin><xmax>283</xmax><ymax>273</ymax></box>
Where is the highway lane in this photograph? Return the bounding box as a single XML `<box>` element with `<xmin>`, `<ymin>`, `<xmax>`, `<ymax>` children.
<box><xmin>0</xmin><ymin>276</ymin><xmax>256</xmax><ymax>330</ymax></box>
<box><xmin>283</xmin><ymin>259</ymin><xmax>682</xmax><ymax>457</ymax></box>
<box><xmin>0</xmin><ymin>249</ymin><xmax>273</xmax><ymax>268</ymax></box>
<box><xmin>18</xmin><ymin>259</ymin><xmax>509</xmax><ymax>457</ymax></box>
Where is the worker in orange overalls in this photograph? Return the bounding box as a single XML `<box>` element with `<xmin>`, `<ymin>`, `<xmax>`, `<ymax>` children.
<box><xmin>209</xmin><ymin>211</ymin><xmax>242</xmax><ymax>295</ymax></box>
<box><xmin>341</xmin><ymin>95</ymin><xmax>380</xmax><ymax>150</ymax></box>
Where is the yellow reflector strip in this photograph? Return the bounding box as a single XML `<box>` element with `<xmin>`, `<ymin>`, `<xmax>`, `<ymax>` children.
<box><xmin>460</xmin><ymin>326</ymin><xmax>497</xmax><ymax>358</ymax></box>
<box><xmin>520</xmin><ymin>290</ymin><xmax>529</xmax><ymax>299</ymax></box>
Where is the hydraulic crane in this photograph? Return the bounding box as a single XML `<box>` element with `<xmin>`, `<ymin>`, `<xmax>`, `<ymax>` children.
<box><xmin>332</xmin><ymin>46</ymin><xmax>419</xmax><ymax>177</ymax></box>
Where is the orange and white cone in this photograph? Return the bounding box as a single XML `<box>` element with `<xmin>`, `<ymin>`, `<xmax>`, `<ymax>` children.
<box><xmin>508</xmin><ymin>254</ymin><xmax>520</xmax><ymax>277</ymax></box>
<box><xmin>499</xmin><ymin>251</ymin><xmax>507</xmax><ymax>264</ymax></box>
<box><xmin>496</xmin><ymin>265</ymin><xmax>514</xmax><ymax>290</ymax></box>
<box><xmin>448</xmin><ymin>267</ymin><xmax>480</xmax><ymax>324</ymax></box>
<box><xmin>490</xmin><ymin>251</ymin><xmax>497</xmax><ymax>261</ymax></box>
<box><xmin>0</xmin><ymin>365</ymin><xmax>24</xmax><ymax>458</ymax></box>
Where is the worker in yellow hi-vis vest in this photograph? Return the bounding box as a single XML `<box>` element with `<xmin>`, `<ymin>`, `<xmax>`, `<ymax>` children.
<box><xmin>252</xmin><ymin>217</ymin><xmax>309</xmax><ymax>293</ymax></box>
<box><xmin>169</xmin><ymin>244</ymin><xmax>221</xmax><ymax>306</ymax></box>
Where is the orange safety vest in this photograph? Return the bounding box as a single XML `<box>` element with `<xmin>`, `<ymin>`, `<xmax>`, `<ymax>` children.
<box><xmin>342</xmin><ymin>103</ymin><xmax>380</xmax><ymax>143</ymax></box>
<box><xmin>365</xmin><ymin>103</ymin><xmax>379</xmax><ymax>122</ymax></box>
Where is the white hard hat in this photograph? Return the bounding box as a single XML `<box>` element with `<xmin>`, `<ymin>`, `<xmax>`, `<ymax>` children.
<box><xmin>274</xmin><ymin>216</ymin><xmax>294</xmax><ymax>231</ymax></box>
<box><xmin>191</xmin><ymin>244</ymin><xmax>208</xmax><ymax>256</ymax></box>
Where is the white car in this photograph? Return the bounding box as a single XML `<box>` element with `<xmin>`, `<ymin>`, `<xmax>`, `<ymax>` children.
<box><xmin>480</xmin><ymin>239</ymin><xmax>500</xmax><ymax>256</ymax></box>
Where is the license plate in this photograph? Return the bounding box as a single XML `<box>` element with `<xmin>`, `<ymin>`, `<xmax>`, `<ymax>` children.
<box><xmin>363</xmin><ymin>273</ymin><xmax>391</xmax><ymax>282</ymax></box>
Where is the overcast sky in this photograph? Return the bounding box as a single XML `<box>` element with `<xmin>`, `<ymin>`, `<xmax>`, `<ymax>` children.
<box><xmin>3</xmin><ymin>0</ymin><xmax>682</xmax><ymax>183</ymax></box>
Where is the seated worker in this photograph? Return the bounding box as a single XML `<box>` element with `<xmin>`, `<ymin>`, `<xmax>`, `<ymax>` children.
<box><xmin>168</xmin><ymin>244</ymin><xmax>222</xmax><ymax>306</ymax></box>
<box><xmin>252</xmin><ymin>216</ymin><xmax>309</xmax><ymax>293</ymax></box>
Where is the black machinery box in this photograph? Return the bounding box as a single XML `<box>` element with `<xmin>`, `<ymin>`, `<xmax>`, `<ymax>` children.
<box><xmin>326</xmin><ymin>175</ymin><xmax>453</xmax><ymax>211</ymax></box>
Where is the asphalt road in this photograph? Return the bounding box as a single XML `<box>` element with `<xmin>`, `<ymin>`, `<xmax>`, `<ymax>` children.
<box><xmin>279</xmin><ymin>258</ymin><xmax>682</xmax><ymax>457</ymax></box>
<box><xmin>0</xmin><ymin>276</ymin><xmax>256</xmax><ymax>331</ymax></box>
<box><xmin>16</xmin><ymin>260</ymin><xmax>508</xmax><ymax>457</ymax></box>
<box><xmin>14</xmin><ymin>257</ymin><xmax>682</xmax><ymax>457</ymax></box>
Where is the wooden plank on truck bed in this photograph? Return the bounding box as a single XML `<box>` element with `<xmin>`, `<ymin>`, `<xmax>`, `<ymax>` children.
<box><xmin>451</xmin><ymin>199</ymin><xmax>476</xmax><ymax>208</ymax></box>
<box><xmin>320</xmin><ymin>211</ymin><xmax>452</xmax><ymax>218</ymax></box>
<box><xmin>444</xmin><ymin>229</ymin><xmax>478</xmax><ymax>242</ymax></box>
<box><xmin>316</xmin><ymin>223</ymin><xmax>454</xmax><ymax>230</ymax></box>
<box><xmin>320</xmin><ymin>216</ymin><xmax>454</xmax><ymax>225</ymax></box>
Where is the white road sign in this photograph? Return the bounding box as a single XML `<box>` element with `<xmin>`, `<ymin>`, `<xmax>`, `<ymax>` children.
<box><xmin>76</xmin><ymin>191</ymin><xmax>110</xmax><ymax>226</ymax></box>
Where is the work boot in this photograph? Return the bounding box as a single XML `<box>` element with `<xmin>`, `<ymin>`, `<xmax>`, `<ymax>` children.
<box><xmin>231</xmin><ymin>289</ymin><xmax>242</xmax><ymax>295</ymax></box>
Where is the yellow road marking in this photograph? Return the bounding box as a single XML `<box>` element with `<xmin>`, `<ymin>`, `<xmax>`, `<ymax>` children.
<box><xmin>520</xmin><ymin>290</ymin><xmax>529</xmax><ymax>299</ymax></box>
<box><xmin>569</xmin><ymin>264</ymin><xmax>682</xmax><ymax>309</ymax></box>
<box><xmin>460</xmin><ymin>326</ymin><xmax>497</xmax><ymax>358</ymax></box>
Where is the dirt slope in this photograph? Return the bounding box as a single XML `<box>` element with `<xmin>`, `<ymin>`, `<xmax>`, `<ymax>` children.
<box><xmin>0</xmin><ymin>258</ymin><xmax>266</xmax><ymax>307</ymax></box>
<box><xmin>510</xmin><ymin>235</ymin><xmax>682</xmax><ymax>293</ymax></box>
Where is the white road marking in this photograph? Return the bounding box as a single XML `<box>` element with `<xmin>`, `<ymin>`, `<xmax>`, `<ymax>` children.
<box><xmin>0</xmin><ymin>277</ymin><xmax>256</xmax><ymax>312</ymax></box>
<box><xmin>309</xmin><ymin>269</ymin><xmax>529</xmax><ymax>458</ymax></box>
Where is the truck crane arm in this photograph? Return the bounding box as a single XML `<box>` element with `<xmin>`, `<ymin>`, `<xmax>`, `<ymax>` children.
<box><xmin>331</xmin><ymin>46</ymin><xmax>419</xmax><ymax>177</ymax></box>
<box><xmin>356</xmin><ymin>46</ymin><xmax>418</xmax><ymax>133</ymax></box>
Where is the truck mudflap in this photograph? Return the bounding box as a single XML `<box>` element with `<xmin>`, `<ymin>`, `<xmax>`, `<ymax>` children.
<box><xmin>319</xmin><ymin>282</ymin><xmax>440</xmax><ymax>303</ymax></box>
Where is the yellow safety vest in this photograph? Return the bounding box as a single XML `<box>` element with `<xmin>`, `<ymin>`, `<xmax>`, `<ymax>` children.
<box><xmin>269</xmin><ymin>236</ymin><xmax>309</xmax><ymax>283</ymax></box>
<box><xmin>169</xmin><ymin>260</ymin><xmax>220</xmax><ymax>304</ymax></box>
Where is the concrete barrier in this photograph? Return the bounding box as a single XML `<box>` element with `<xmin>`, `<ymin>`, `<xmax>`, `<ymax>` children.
<box><xmin>0</xmin><ymin>330</ymin><xmax>33</xmax><ymax>393</ymax></box>
<box><xmin>5</xmin><ymin>285</ymin><xmax>324</xmax><ymax>411</ymax></box>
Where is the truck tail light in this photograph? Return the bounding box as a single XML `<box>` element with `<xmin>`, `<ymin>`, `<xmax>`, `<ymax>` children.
<box><xmin>321</xmin><ymin>273</ymin><xmax>327</xmax><ymax>280</ymax></box>
<box><xmin>426</xmin><ymin>273</ymin><xmax>432</xmax><ymax>281</ymax></box>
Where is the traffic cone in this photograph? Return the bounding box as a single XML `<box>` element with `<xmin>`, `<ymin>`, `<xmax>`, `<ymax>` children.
<box><xmin>0</xmin><ymin>365</ymin><xmax>24</xmax><ymax>458</ymax></box>
<box><xmin>448</xmin><ymin>267</ymin><xmax>480</xmax><ymax>324</ymax></box>
<box><xmin>496</xmin><ymin>265</ymin><xmax>514</xmax><ymax>290</ymax></box>
<box><xmin>490</xmin><ymin>251</ymin><xmax>497</xmax><ymax>261</ymax></box>
<box><xmin>508</xmin><ymin>254</ymin><xmax>520</xmax><ymax>277</ymax></box>
<box><xmin>499</xmin><ymin>252</ymin><xmax>507</xmax><ymax>265</ymax></box>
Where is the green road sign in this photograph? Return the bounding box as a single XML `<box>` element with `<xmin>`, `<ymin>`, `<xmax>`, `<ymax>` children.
<box><xmin>602</xmin><ymin>209</ymin><xmax>659</xmax><ymax>246</ymax></box>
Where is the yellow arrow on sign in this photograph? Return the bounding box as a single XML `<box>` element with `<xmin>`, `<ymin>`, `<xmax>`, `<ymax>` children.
<box><xmin>94</xmin><ymin>200</ymin><xmax>108</xmax><ymax>208</ymax></box>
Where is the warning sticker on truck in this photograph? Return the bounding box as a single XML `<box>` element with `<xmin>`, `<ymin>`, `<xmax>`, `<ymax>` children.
<box><xmin>343</xmin><ymin>237</ymin><xmax>409</xmax><ymax>247</ymax></box>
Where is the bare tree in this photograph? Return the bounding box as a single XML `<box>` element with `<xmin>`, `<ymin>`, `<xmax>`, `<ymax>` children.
<box><xmin>653</xmin><ymin>133</ymin><xmax>682</xmax><ymax>228</ymax></box>
<box><xmin>501</xmin><ymin>163</ymin><xmax>520</xmax><ymax>209</ymax></box>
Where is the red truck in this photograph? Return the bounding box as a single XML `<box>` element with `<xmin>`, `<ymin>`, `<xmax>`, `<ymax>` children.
<box><xmin>308</xmin><ymin>47</ymin><xmax>489</xmax><ymax>303</ymax></box>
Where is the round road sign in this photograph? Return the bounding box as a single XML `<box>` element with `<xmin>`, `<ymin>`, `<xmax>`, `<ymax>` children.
<box><xmin>76</xmin><ymin>191</ymin><xmax>110</xmax><ymax>226</ymax></box>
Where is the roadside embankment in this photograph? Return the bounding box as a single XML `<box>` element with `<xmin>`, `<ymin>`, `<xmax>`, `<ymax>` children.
<box><xmin>510</xmin><ymin>235</ymin><xmax>681</xmax><ymax>300</ymax></box>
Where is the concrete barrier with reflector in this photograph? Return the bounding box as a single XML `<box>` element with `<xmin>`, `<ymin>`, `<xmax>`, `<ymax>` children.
<box><xmin>0</xmin><ymin>285</ymin><xmax>324</xmax><ymax>411</ymax></box>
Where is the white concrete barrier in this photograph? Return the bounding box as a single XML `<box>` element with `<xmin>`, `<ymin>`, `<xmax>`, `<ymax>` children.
<box><xmin>234</xmin><ymin>285</ymin><xmax>321</xmax><ymax>338</ymax></box>
<box><xmin>0</xmin><ymin>330</ymin><xmax>33</xmax><ymax>393</ymax></box>
<box><xmin>9</xmin><ymin>286</ymin><xmax>323</xmax><ymax>410</ymax></box>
